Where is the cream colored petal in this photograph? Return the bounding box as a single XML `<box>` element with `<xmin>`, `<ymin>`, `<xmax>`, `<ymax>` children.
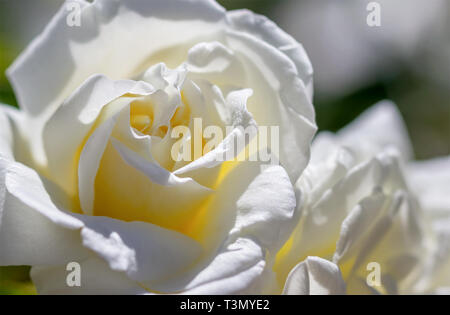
<box><xmin>78</xmin><ymin>109</ymin><xmax>118</xmax><ymax>215</ymax></box>
<box><xmin>150</xmin><ymin>163</ymin><xmax>296</xmax><ymax>294</ymax></box>
<box><xmin>7</xmin><ymin>0</ymin><xmax>226</xmax><ymax>118</ymax></box>
<box><xmin>283</xmin><ymin>257</ymin><xmax>346</xmax><ymax>295</ymax></box>
<box><xmin>335</xmin><ymin>101</ymin><xmax>413</xmax><ymax>162</ymax></box>
<box><xmin>408</xmin><ymin>156</ymin><xmax>450</xmax><ymax>221</ymax></box>
<box><xmin>43</xmin><ymin>75</ymin><xmax>154</xmax><ymax>196</ymax></box>
<box><xmin>407</xmin><ymin>156</ymin><xmax>450</xmax><ymax>293</ymax></box>
<box><xmin>0</xmin><ymin>157</ymin><xmax>204</xmax><ymax>293</ymax></box>
<box><xmin>224</xmin><ymin>27</ymin><xmax>316</xmax><ymax>181</ymax></box>
<box><xmin>77</xmin><ymin>214</ymin><xmax>202</xmax><ymax>286</ymax></box>
<box><xmin>227</xmin><ymin>9</ymin><xmax>314</xmax><ymax>101</ymax></box>
<box><xmin>174</xmin><ymin>87</ymin><xmax>256</xmax><ymax>175</ymax></box>
<box><xmin>0</xmin><ymin>158</ymin><xmax>89</xmax><ymax>266</ymax></box>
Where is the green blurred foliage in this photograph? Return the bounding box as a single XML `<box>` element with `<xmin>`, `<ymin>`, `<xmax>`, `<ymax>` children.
<box><xmin>217</xmin><ymin>0</ymin><xmax>276</xmax><ymax>13</ymax></box>
<box><xmin>0</xmin><ymin>266</ymin><xmax>36</xmax><ymax>295</ymax></box>
<box><xmin>0</xmin><ymin>36</ymin><xmax>18</xmax><ymax>108</ymax></box>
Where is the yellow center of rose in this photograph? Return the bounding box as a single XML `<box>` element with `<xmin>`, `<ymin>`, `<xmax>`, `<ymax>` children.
<box><xmin>86</xmin><ymin>92</ymin><xmax>238</xmax><ymax>246</ymax></box>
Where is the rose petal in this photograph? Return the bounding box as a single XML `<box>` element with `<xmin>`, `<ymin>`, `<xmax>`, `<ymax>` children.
<box><xmin>7</xmin><ymin>0</ymin><xmax>226</xmax><ymax>117</ymax></box>
<box><xmin>89</xmin><ymin>119</ymin><xmax>212</xmax><ymax>229</ymax></box>
<box><xmin>148</xmin><ymin>162</ymin><xmax>296</xmax><ymax>294</ymax></box>
<box><xmin>408</xmin><ymin>156</ymin><xmax>450</xmax><ymax>221</ymax></box>
<box><xmin>180</xmin><ymin>238</ymin><xmax>266</xmax><ymax>295</ymax></box>
<box><xmin>30</xmin><ymin>257</ymin><xmax>147</xmax><ymax>295</ymax></box>
<box><xmin>227</xmin><ymin>10</ymin><xmax>314</xmax><ymax>101</ymax></box>
<box><xmin>333</xmin><ymin>190</ymin><xmax>426</xmax><ymax>293</ymax></box>
<box><xmin>282</xmin><ymin>257</ymin><xmax>346</xmax><ymax>295</ymax></box>
<box><xmin>0</xmin><ymin>158</ymin><xmax>89</xmax><ymax>266</ymax></box>
<box><xmin>173</xmin><ymin>87</ymin><xmax>256</xmax><ymax>175</ymax></box>
<box><xmin>407</xmin><ymin>156</ymin><xmax>450</xmax><ymax>293</ymax></box>
<box><xmin>0</xmin><ymin>159</ymin><xmax>203</xmax><ymax>291</ymax></box>
<box><xmin>335</xmin><ymin>100</ymin><xmax>413</xmax><ymax>162</ymax></box>
<box><xmin>78</xmin><ymin>214</ymin><xmax>202</xmax><ymax>285</ymax></box>
<box><xmin>43</xmin><ymin>74</ymin><xmax>154</xmax><ymax>196</ymax></box>
<box><xmin>225</xmin><ymin>24</ymin><xmax>316</xmax><ymax>181</ymax></box>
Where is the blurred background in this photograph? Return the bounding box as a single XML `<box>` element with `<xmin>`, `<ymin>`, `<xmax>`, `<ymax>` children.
<box><xmin>0</xmin><ymin>0</ymin><xmax>449</xmax><ymax>294</ymax></box>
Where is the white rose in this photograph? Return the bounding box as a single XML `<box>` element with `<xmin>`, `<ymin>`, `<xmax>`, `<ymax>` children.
<box><xmin>0</xmin><ymin>0</ymin><xmax>316</xmax><ymax>294</ymax></box>
<box><xmin>275</xmin><ymin>101</ymin><xmax>433</xmax><ymax>294</ymax></box>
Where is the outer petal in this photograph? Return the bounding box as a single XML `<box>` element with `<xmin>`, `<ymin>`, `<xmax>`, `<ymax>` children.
<box><xmin>227</xmin><ymin>9</ymin><xmax>314</xmax><ymax>101</ymax></box>
<box><xmin>413</xmin><ymin>224</ymin><xmax>450</xmax><ymax>294</ymax></box>
<box><xmin>407</xmin><ymin>156</ymin><xmax>450</xmax><ymax>293</ymax></box>
<box><xmin>190</xmin><ymin>162</ymin><xmax>297</xmax><ymax>252</ymax></box>
<box><xmin>194</xmin><ymin>163</ymin><xmax>296</xmax><ymax>294</ymax></box>
<box><xmin>180</xmin><ymin>238</ymin><xmax>267</xmax><ymax>295</ymax></box>
<box><xmin>7</xmin><ymin>0</ymin><xmax>226</xmax><ymax>117</ymax></box>
<box><xmin>1</xmin><ymin>156</ymin><xmax>297</xmax><ymax>294</ymax></box>
<box><xmin>225</xmin><ymin>164</ymin><xmax>297</xmax><ymax>253</ymax></box>
<box><xmin>0</xmin><ymin>105</ymin><xmax>35</xmax><ymax>167</ymax></box>
<box><xmin>334</xmin><ymin>100</ymin><xmax>413</xmax><ymax>162</ymax></box>
<box><xmin>30</xmin><ymin>257</ymin><xmax>147</xmax><ymax>295</ymax></box>
<box><xmin>224</xmin><ymin>20</ymin><xmax>316</xmax><ymax>181</ymax></box>
<box><xmin>282</xmin><ymin>257</ymin><xmax>346</xmax><ymax>295</ymax></box>
<box><xmin>408</xmin><ymin>156</ymin><xmax>450</xmax><ymax>220</ymax></box>
<box><xmin>0</xmin><ymin>159</ymin><xmax>203</xmax><ymax>294</ymax></box>
<box><xmin>77</xmin><ymin>214</ymin><xmax>202</xmax><ymax>286</ymax></box>
<box><xmin>0</xmin><ymin>158</ymin><xmax>89</xmax><ymax>266</ymax></box>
